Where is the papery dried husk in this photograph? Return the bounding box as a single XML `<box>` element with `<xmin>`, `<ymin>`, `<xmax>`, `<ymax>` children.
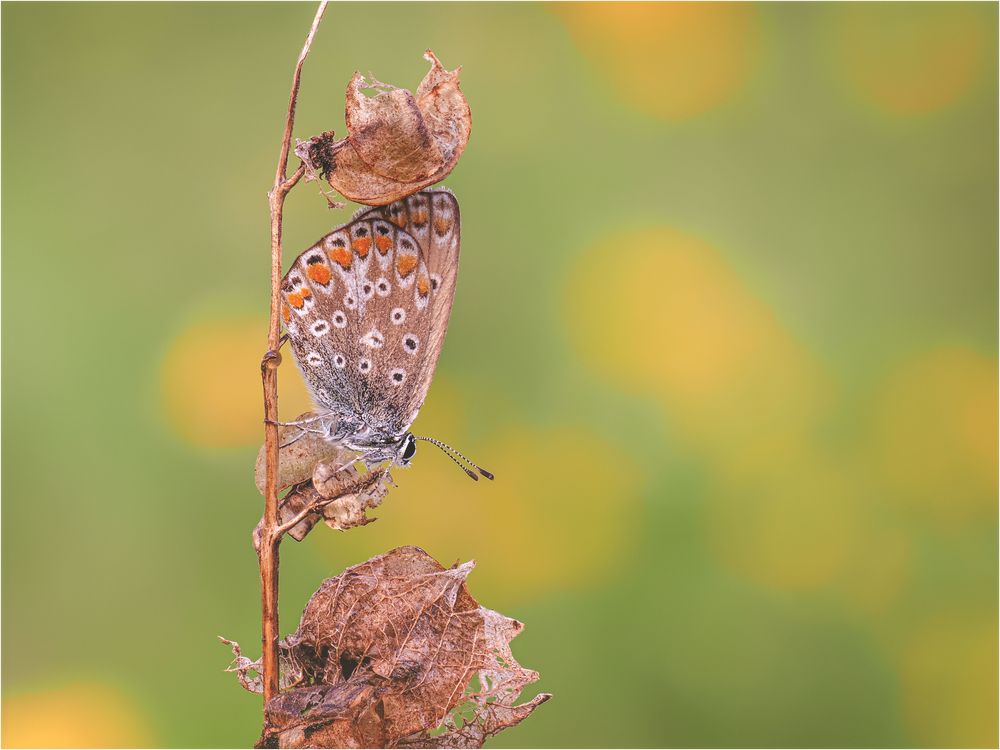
<box><xmin>254</xmin><ymin>412</ymin><xmax>349</xmax><ymax>495</ymax></box>
<box><xmin>296</xmin><ymin>50</ymin><xmax>471</xmax><ymax>206</ymax></box>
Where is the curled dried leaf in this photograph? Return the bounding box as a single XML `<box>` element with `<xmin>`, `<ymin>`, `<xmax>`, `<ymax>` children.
<box><xmin>296</xmin><ymin>50</ymin><xmax>471</xmax><ymax>206</ymax></box>
<box><xmin>253</xmin><ymin>412</ymin><xmax>391</xmax><ymax>545</ymax></box>
<box><xmin>227</xmin><ymin>547</ymin><xmax>549</xmax><ymax>748</ymax></box>
<box><xmin>254</xmin><ymin>412</ymin><xmax>349</xmax><ymax>495</ymax></box>
<box><xmin>252</xmin><ymin>467</ymin><xmax>390</xmax><ymax>548</ymax></box>
<box><xmin>313</xmin><ymin>459</ymin><xmax>391</xmax><ymax>531</ymax></box>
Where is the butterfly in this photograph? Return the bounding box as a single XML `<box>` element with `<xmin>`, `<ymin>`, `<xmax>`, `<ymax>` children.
<box><xmin>279</xmin><ymin>188</ymin><xmax>492</xmax><ymax>480</ymax></box>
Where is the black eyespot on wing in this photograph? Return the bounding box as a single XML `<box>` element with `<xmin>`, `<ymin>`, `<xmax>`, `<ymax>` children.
<box><xmin>376</xmin><ymin>224</ymin><xmax>390</xmax><ymax>235</ymax></box>
<box><xmin>306</xmin><ymin>255</ymin><xmax>324</xmax><ymax>265</ymax></box>
<box><xmin>356</xmin><ymin>227</ymin><xmax>368</xmax><ymax>237</ymax></box>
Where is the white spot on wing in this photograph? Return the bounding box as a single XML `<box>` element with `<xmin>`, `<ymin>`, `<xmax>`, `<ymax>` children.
<box><xmin>360</xmin><ymin>330</ymin><xmax>385</xmax><ymax>349</ymax></box>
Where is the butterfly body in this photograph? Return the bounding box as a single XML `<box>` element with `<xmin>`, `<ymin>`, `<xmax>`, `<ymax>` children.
<box><xmin>280</xmin><ymin>188</ymin><xmax>461</xmax><ymax>468</ymax></box>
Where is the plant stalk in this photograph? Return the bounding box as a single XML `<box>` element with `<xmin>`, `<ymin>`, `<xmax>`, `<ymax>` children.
<box><xmin>260</xmin><ymin>0</ymin><xmax>328</xmax><ymax>712</ymax></box>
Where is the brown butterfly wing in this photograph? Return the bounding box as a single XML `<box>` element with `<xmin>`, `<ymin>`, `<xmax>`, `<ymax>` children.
<box><xmin>280</xmin><ymin>223</ymin><xmax>369</xmax><ymax>423</ymax></box>
<box><xmin>358</xmin><ymin>188</ymin><xmax>461</xmax><ymax>432</ymax></box>
<box><xmin>280</xmin><ymin>188</ymin><xmax>459</xmax><ymax>440</ymax></box>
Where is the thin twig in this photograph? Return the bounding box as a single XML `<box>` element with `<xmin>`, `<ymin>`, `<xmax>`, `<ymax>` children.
<box><xmin>259</xmin><ymin>0</ymin><xmax>329</xmax><ymax>716</ymax></box>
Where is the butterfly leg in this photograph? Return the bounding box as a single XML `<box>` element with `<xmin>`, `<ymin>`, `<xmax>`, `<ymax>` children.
<box><xmin>265</xmin><ymin>412</ymin><xmax>334</xmax><ymax>428</ymax></box>
<box><xmin>277</xmin><ymin>425</ymin><xmax>331</xmax><ymax>449</ymax></box>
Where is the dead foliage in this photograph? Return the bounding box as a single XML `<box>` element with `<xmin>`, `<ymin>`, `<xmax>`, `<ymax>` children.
<box><xmin>224</xmin><ymin>547</ymin><xmax>549</xmax><ymax>748</ymax></box>
<box><xmin>296</xmin><ymin>50</ymin><xmax>471</xmax><ymax>206</ymax></box>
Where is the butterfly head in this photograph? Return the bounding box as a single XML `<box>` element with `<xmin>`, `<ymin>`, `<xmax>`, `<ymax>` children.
<box><xmin>395</xmin><ymin>433</ymin><xmax>418</xmax><ymax>467</ymax></box>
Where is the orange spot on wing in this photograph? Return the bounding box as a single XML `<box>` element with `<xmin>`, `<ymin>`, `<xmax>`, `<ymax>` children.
<box><xmin>282</xmin><ymin>304</ymin><xmax>291</xmax><ymax>322</ymax></box>
<box><xmin>392</xmin><ymin>213</ymin><xmax>408</xmax><ymax>228</ymax></box>
<box><xmin>417</xmin><ymin>275</ymin><xmax>430</xmax><ymax>296</ymax></box>
<box><xmin>375</xmin><ymin>235</ymin><xmax>393</xmax><ymax>254</ymax></box>
<box><xmin>353</xmin><ymin>237</ymin><xmax>372</xmax><ymax>257</ymax></box>
<box><xmin>433</xmin><ymin>217</ymin><xmax>452</xmax><ymax>235</ymax></box>
<box><xmin>413</xmin><ymin>210</ymin><xmax>429</xmax><ymax>225</ymax></box>
<box><xmin>299</xmin><ymin>287</ymin><xmax>312</xmax><ymax>299</ymax></box>
<box><xmin>307</xmin><ymin>264</ymin><xmax>332</xmax><ymax>285</ymax></box>
<box><xmin>397</xmin><ymin>255</ymin><xmax>418</xmax><ymax>278</ymax></box>
<box><xmin>288</xmin><ymin>293</ymin><xmax>304</xmax><ymax>309</ymax></box>
<box><xmin>329</xmin><ymin>246</ymin><xmax>352</xmax><ymax>269</ymax></box>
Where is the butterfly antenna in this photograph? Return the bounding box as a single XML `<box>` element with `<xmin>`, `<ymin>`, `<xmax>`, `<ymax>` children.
<box><xmin>414</xmin><ymin>436</ymin><xmax>495</xmax><ymax>481</ymax></box>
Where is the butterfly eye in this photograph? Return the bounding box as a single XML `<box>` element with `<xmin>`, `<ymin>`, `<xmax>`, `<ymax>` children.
<box><xmin>402</xmin><ymin>436</ymin><xmax>417</xmax><ymax>461</ymax></box>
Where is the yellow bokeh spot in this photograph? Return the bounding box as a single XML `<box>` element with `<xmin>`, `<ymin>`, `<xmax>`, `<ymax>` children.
<box><xmin>159</xmin><ymin>316</ymin><xmax>313</xmax><ymax>449</ymax></box>
<box><xmin>899</xmin><ymin>614</ymin><xmax>998</xmax><ymax>746</ymax></box>
<box><xmin>554</xmin><ymin>3</ymin><xmax>760</xmax><ymax>120</ymax></box>
<box><xmin>2</xmin><ymin>682</ymin><xmax>153</xmax><ymax>748</ymax></box>
<box><xmin>870</xmin><ymin>347</ymin><xmax>997</xmax><ymax>526</ymax></box>
<box><xmin>318</xmin><ymin>414</ymin><xmax>643</xmax><ymax>605</ymax></box>
<box><xmin>566</xmin><ymin>226</ymin><xmax>853</xmax><ymax>591</ymax></box>
<box><xmin>565</xmin><ymin>226</ymin><xmax>834</xmax><ymax>455</ymax></box>
<box><xmin>831</xmin><ymin>4</ymin><xmax>988</xmax><ymax>114</ymax></box>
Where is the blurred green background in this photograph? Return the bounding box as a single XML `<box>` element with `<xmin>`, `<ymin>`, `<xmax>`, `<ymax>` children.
<box><xmin>2</xmin><ymin>2</ymin><xmax>997</xmax><ymax>747</ymax></box>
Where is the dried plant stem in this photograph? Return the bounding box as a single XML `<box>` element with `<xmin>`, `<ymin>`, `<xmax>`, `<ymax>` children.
<box><xmin>260</xmin><ymin>0</ymin><xmax>328</xmax><ymax>711</ymax></box>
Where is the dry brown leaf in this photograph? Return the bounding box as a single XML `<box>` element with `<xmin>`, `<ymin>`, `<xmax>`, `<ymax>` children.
<box><xmin>254</xmin><ymin>412</ymin><xmax>350</xmax><ymax>495</ymax></box>
<box><xmin>253</xmin><ymin>415</ymin><xmax>392</xmax><ymax>545</ymax></box>
<box><xmin>224</xmin><ymin>547</ymin><xmax>549</xmax><ymax>748</ymax></box>
<box><xmin>312</xmin><ymin>459</ymin><xmax>391</xmax><ymax>531</ymax></box>
<box><xmin>296</xmin><ymin>50</ymin><xmax>471</xmax><ymax>206</ymax></box>
<box><xmin>396</xmin><ymin>609</ymin><xmax>552</xmax><ymax>748</ymax></box>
